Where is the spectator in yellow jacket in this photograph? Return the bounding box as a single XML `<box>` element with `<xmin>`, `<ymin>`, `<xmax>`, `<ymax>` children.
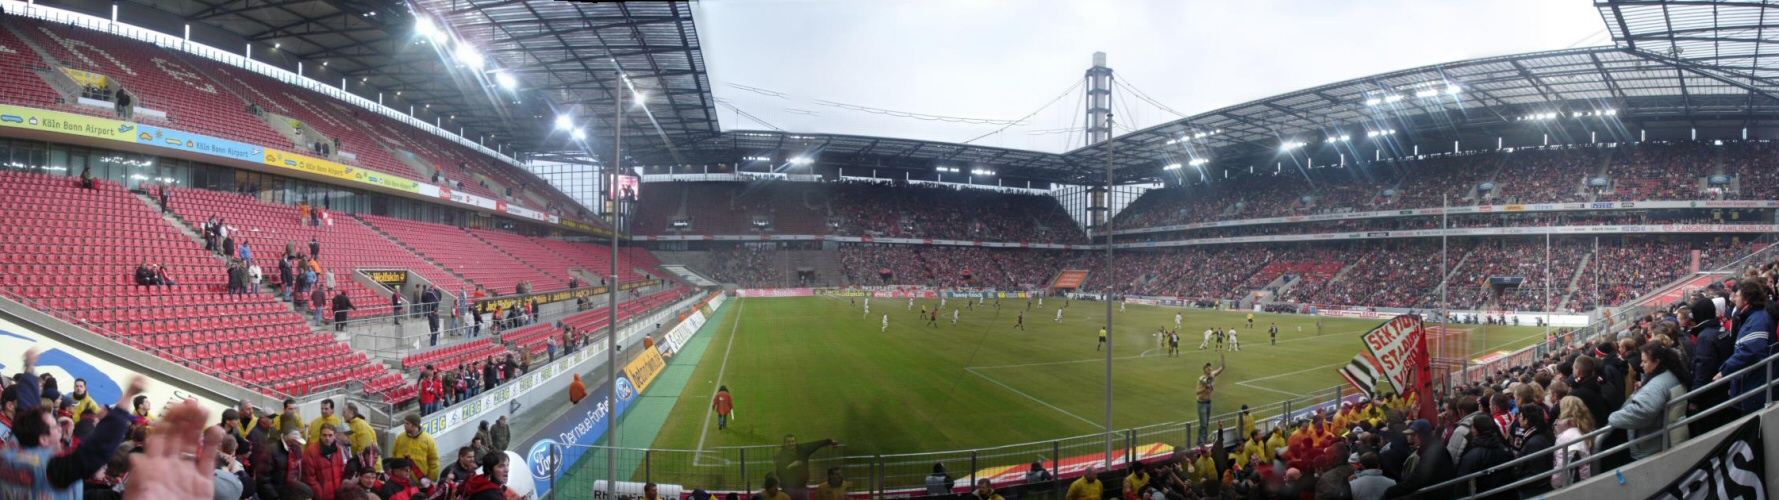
<box><xmin>391</xmin><ymin>414</ymin><xmax>439</xmax><ymax>481</ymax></box>
<box><xmin>343</xmin><ymin>403</ymin><xmax>380</xmax><ymax>472</ymax></box>
<box><xmin>1065</xmin><ymin>464</ymin><xmax>1102</xmax><ymax>500</ymax></box>
<box><xmin>269</xmin><ymin>398</ymin><xmax>303</xmax><ymax>437</ymax></box>
<box><xmin>306</xmin><ymin>399</ymin><xmax>344</xmax><ymax>448</ymax></box>
<box><xmin>67</xmin><ymin>379</ymin><xmax>100</xmax><ymax>422</ymax></box>
<box><xmin>1241</xmin><ymin>430</ymin><xmax>1269</xmax><ymax>466</ymax></box>
<box><xmin>234</xmin><ymin>399</ymin><xmax>260</xmax><ymax>440</ymax></box>
<box><xmin>1264</xmin><ymin>429</ymin><xmax>1287</xmax><ymax>465</ymax></box>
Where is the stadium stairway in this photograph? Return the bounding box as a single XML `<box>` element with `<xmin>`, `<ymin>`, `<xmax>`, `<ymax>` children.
<box><xmin>1558</xmin><ymin>250</ymin><xmax>1595</xmax><ymax>311</ymax></box>
<box><xmin>134</xmin><ymin>192</ymin><xmax>332</xmax><ymax>337</ymax></box>
<box><xmin>1</xmin><ymin>22</ymin><xmax>60</xmax><ymax>70</ymax></box>
<box><xmin>812</xmin><ymin>249</ymin><xmax>843</xmax><ymax>287</ymax></box>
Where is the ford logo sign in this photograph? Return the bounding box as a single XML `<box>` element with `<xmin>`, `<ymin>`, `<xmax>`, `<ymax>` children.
<box><xmin>528</xmin><ymin>439</ymin><xmax>561</xmax><ymax>481</ymax></box>
<box><xmin>615</xmin><ymin>377</ymin><xmax>635</xmax><ymax>402</ymax></box>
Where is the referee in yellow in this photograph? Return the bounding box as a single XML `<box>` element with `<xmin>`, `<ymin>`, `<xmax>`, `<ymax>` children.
<box><xmin>1096</xmin><ymin>327</ymin><xmax>1108</xmax><ymax>351</ymax></box>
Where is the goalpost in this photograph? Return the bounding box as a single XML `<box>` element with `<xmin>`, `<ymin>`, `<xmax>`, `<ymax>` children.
<box><xmin>1424</xmin><ymin>324</ymin><xmax>1473</xmax><ymax>391</ymax></box>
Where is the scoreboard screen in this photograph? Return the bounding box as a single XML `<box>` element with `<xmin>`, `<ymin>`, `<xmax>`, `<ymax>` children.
<box><xmin>612</xmin><ymin>175</ymin><xmax>640</xmax><ymax>200</ymax></box>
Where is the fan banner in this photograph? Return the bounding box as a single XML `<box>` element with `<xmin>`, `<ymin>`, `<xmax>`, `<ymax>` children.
<box><xmin>1648</xmin><ymin>417</ymin><xmax>1763</xmax><ymax>499</ymax></box>
<box><xmin>1360</xmin><ymin>314</ymin><xmax>1436</xmax><ymax>421</ymax></box>
<box><xmin>1361</xmin><ymin>314</ymin><xmax>1424</xmax><ymax>390</ymax></box>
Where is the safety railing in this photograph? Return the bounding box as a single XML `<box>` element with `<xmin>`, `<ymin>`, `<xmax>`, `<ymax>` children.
<box><xmin>346</xmin><ymin>286</ymin><xmax>675</xmax><ymax>365</ymax></box>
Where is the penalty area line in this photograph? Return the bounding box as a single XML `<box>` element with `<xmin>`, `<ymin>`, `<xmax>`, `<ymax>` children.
<box><xmin>964</xmin><ymin>367</ymin><xmax>1100</xmax><ymax>428</ymax></box>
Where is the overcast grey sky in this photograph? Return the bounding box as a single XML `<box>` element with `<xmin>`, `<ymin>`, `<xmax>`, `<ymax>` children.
<box><xmin>691</xmin><ymin>0</ymin><xmax>1609</xmax><ymax>154</ymax></box>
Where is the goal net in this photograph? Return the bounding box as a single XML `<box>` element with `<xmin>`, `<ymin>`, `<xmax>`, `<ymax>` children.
<box><xmin>1425</xmin><ymin>325</ymin><xmax>1472</xmax><ymax>391</ymax></box>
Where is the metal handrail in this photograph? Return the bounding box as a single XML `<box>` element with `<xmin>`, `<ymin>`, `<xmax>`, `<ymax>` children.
<box><xmin>1410</xmin><ymin>346</ymin><xmax>1779</xmax><ymax>498</ymax></box>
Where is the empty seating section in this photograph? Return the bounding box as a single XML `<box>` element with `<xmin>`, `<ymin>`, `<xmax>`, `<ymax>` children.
<box><xmin>164</xmin><ymin>188</ymin><xmax>474</xmax><ymax>316</ymax></box>
<box><xmin>0</xmin><ymin>171</ymin><xmax>404</xmax><ymax>399</ymax></box>
<box><xmin>468</xmin><ymin>229</ymin><xmax>584</xmax><ymax>281</ymax></box>
<box><xmin>0</xmin><ymin>25</ymin><xmax>63</xmax><ymax>109</ymax></box>
<box><xmin>202</xmin><ymin>65</ymin><xmax>421</xmax><ymax>181</ymax></box>
<box><xmin>361</xmin><ymin>215</ymin><xmax>567</xmax><ymax>294</ymax></box>
<box><xmin>533</xmin><ymin>239</ymin><xmax>658</xmax><ymax>284</ymax></box>
<box><xmin>18</xmin><ymin>20</ymin><xmax>288</xmax><ymax>148</ymax></box>
<box><xmin>401</xmin><ymin>339</ymin><xmax>511</xmax><ymax>372</ymax></box>
<box><xmin>0</xmin><ymin>18</ymin><xmax>591</xmax><ymax>226</ymax></box>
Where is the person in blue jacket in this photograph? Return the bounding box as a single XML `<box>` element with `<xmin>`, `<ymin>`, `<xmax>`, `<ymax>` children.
<box><xmin>1715</xmin><ymin>280</ymin><xmax>1778</xmax><ymax>416</ymax></box>
<box><xmin>0</xmin><ymin>348</ymin><xmax>144</xmax><ymax>499</ymax></box>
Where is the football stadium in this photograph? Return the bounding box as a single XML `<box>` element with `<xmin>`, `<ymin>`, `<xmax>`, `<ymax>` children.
<box><xmin>0</xmin><ymin>0</ymin><xmax>1776</xmax><ymax>499</ymax></box>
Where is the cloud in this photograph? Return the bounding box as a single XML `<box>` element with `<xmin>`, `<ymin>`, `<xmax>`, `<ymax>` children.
<box><xmin>694</xmin><ymin>0</ymin><xmax>1606</xmax><ymax>153</ymax></box>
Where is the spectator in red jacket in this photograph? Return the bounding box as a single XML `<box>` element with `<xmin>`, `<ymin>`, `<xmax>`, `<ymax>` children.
<box><xmin>713</xmin><ymin>386</ymin><xmax>735</xmax><ymax>431</ymax></box>
<box><xmin>417</xmin><ymin>371</ymin><xmax>442</xmax><ymax>416</ymax></box>
<box><xmin>303</xmin><ymin>425</ymin><xmax>351</xmax><ymax>500</ymax></box>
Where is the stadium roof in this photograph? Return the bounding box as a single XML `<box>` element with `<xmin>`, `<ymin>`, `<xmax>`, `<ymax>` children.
<box><xmin>95</xmin><ymin>0</ymin><xmax>1779</xmax><ymax>186</ymax></box>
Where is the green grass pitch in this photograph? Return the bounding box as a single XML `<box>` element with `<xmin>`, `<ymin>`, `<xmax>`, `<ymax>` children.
<box><xmin>648</xmin><ymin>296</ymin><xmax>1549</xmax><ymax>456</ymax></box>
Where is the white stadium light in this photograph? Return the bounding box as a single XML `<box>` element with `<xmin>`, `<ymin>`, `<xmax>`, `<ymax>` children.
<box><xmin>1414</xmin><ymin>89</ymin><xmax>1439</xmax><ymax>98</ymax></box>
<box><xmin>1446</xmin><ymin>84</ymin><xmax>1462</xmax><ymax>95</ymax></box>
<box><xmin>571</xmin><ymin>128</ymin><xmax>586</xmax><ymax>141</ymax></box>
<box><xmin>634</xmin><ymin>91</ymin><xmax>648</xmax><ymax>104</ymax></box>
<box><xmin>455</xmin><ymin>44</ymin><xmax>484</xmax><ymax>69</ymax></box>
<box><xmin>416</xmin><ymin>17</ymin><xmax>443</xmax><ymax>42</ymax></box>
<box><xmin>971</xmin><ymin>169</ymin><xmax>995</xmax><ymax>176</ymax></box>
<box><xmin>495</xmin><ymin>72</ymin><xmax>517</xmax><ymax>91</ymax></box>
<box><xmin>1188</xmin><ymin>158</ymin><xmax>1209</xmax><ymax>166</ymax></box>
<box><xmin>743</xmin><ymin>156</ymin><xmax>771</xmax><ymax>162</ymax></box>
<box><xmin>555</xmin><ymin>115</ymin><xmax>573</xmax><ymax>130</ymax></box>
<box><xmin>1384</xmin><ymin>95</ymin><xmax>1404</xmax><ymax>103</ymax></box>
<box><xmin>1364</xmin><ymin>97</ymin><xmax>1382</xmax><ymax>106</ymax></box>
<box><xmin>1280</xmin><ymin>141</ymin><xmax>1306</xmax><ymax>151</ymax></box>
<box><xmin>789</xmin><ymin>157</ymin><xmax>813</xmax><ymax>166</ymax></box>
<box><xmin>1163</xmin><ymin>163</ymin><xmax>1183</xmax><ymax>171</ymax></box>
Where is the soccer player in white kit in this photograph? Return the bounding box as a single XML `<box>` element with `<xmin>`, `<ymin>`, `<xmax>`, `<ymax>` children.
<box><xmin>882</xmin><ymin>314</ymin><xmax>889</xmax><ymax>332</ymax></box>
<box><xmin>1055</xmin><ymin>308</ymin><xmax>1064</xmax><ymax>324</ymax></box>
<box><xmin>863</xmin><ymin>302</ymin><xmax>870</xmax><ymax>318</ymax></box>
<box><xmin>908</xmin><ymin>298</ymin><xmax>914</xmax><ymax>310</ymax></box>
<box><xmin>1228</xmin><ymin>328</ymin><xmax>1240</xmax><ymax>351</ymax></box>
<box><xmin>1200</xmin><ymin>328</ymin><xmax>1213</xmax><ymax>349</ymax></box>
<box><xmin>940</xmin><ymin>297</ymin><xmax>947</xmax><ymax>309</ymax></box>
<box><xmin>1175</xmin><ymin>312</ymin><xmax>1183</xmax><ymax>329</ymax></box>
<box><xmin>952</xmin><ymin>309</ymin><xmax>959</xmax><ymax>325</ymax></box>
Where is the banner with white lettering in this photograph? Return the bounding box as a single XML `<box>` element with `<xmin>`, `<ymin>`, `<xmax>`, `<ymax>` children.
<box><xmin>1360</xmin><ymin>315</ymin><xmax>1423</xmax><ymax>391</ymax></box>
<box><xmin>1648</xmin><ymin>418</ymin><xmax>1764</xmax><ymax>500</ymax></box>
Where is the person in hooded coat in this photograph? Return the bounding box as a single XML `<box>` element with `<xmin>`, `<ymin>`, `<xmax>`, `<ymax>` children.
<box><xmin>569</xmin><ymin>374</ymin><xmax>588</xmax><ymax>404</ymax></box>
